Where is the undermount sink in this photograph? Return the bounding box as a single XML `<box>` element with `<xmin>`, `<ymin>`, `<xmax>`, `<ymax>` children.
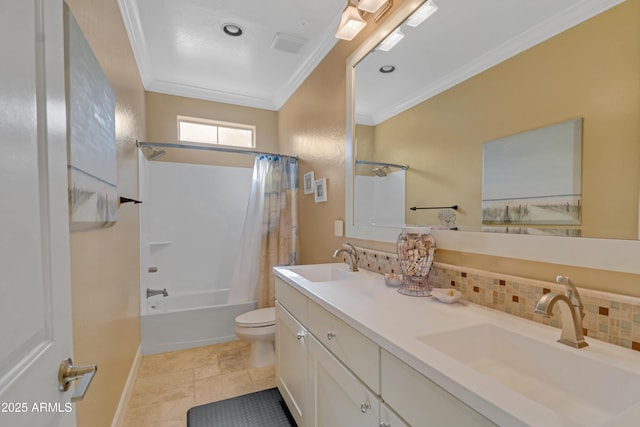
<box><xmin>285</xmin><ymin>263</ymin><xmax>361</xmax><ymax>283</ymax></box>
<box><xmin>418</xmin><ymin>323</ymin><xmax>640</xmax><ymax>426</ymax></box>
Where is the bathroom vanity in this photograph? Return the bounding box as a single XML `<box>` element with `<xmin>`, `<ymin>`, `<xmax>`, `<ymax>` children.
<box><xmin>273</xmin><ymin>263</ymin><xmax>640</xmax><ymax>427</ymax></box>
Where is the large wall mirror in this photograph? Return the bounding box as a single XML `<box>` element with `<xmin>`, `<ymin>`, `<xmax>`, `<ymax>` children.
<box><xmin>345</xmin><ymin>0</ymin><xmax>640</xmax><ymax>274</ymax></box>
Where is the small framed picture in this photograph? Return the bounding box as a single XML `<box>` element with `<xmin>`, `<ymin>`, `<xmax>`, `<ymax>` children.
<box><xmin>303</xmin><ymin>171</ymin><xmax>315</xmax><ymax>195</ymax></box>
<box><xmin>314</xmin><ymin>178</ymin><xmax>327</xmax><ymax>203</ymax></box>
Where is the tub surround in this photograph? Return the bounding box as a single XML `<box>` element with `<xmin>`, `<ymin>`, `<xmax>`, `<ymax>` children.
<box><xmin>141</xmin><ymin>289</ymin><xmax>256</xmax><ymax>355</ymax></box>
<box><xmin>338</xmin><ymin>244</ymin><xmax>640</xmax><ymax>353</ymax></box>
<box><xmin>274</xmin><ymin>263</ymin><xmax>640</xmax><ymax>426</ymax></box>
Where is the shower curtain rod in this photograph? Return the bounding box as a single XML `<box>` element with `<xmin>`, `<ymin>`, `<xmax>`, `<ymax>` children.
<box><xmin>137</xmin><ymin>141</ymin><xmax>298</xmax><ymax>160</ymax></box>
<box><xmin>355</xmin><ymin>159</ymin><xmax>409</xmax><ymax>170</ymax></box>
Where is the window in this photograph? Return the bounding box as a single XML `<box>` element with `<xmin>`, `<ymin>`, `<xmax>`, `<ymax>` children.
<box><xmin>178</xmin><ymin>116</ymin><xmax>255</xmax><ymax>148</ymax></box>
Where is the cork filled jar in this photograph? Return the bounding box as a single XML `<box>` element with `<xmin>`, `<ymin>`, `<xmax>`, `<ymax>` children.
<box><xmin>396</xmin><ymin>227</ymin><xmax>436</xmax><ymax>297</ymax></box>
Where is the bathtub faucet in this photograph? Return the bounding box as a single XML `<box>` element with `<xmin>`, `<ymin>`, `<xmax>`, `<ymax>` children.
<box><xmin>147</xmin><ymin>288</ymin><xmax>168</xmax><ymax>298</ymax></box>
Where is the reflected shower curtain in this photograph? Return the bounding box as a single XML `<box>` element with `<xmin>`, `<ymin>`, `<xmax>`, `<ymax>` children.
<box><xmin>228</xmin><ymin>155</ymin><xmax>298</xmax><ymax>308</ymax></box>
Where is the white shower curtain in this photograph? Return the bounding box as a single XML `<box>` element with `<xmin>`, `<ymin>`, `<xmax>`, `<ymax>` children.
<box><xmin>228</xmin><ymin>154</ymin><xmax>298</xmax><ymax>307</ymax></box>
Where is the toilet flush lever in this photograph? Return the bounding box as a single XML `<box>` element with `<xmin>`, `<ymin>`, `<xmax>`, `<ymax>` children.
<box><xmin>58</xmin><ymin>358</ymin><xmax>97</xmax><ymax>402</ymax></box>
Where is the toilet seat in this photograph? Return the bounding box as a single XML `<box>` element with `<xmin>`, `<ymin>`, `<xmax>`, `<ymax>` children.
<box><xmin>235</xmin><ymin>307</ymin><xmax>275</xmax><ymax>328</ymax></box>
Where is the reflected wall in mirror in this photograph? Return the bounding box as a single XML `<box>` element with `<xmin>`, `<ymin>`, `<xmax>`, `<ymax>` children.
<box><xmin>351</xmin><ymin>0</ymin><xmax>639</xmax><ymax>240</ymax></box>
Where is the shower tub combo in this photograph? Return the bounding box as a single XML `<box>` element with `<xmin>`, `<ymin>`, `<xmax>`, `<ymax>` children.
<box><xmin>141</xmin><ymin>289</ymin><xmax>257</xmax><ymax>355</ymax></box>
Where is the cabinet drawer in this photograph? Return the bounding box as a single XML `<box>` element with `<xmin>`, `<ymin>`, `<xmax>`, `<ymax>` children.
<box><xmin>308</xmin><ymin>300</ymin><xmax>379</xmax><ymax>392</ymax></box>
<box><xmin>275</xmin><ymin>277</ymin><xmax>307</xmax><ymax>324</ymax></box>
<box><xmin>381</xmin><ymin>350</ymin><xmax>496</xmax><ymax>427</ymax></box>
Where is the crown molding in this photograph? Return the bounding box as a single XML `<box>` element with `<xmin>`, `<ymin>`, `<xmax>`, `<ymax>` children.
<box><xmin>117</xmin><ymin>0</ymin><xmax>154</xmax><ymax>86</ymax></box>
<box><xmin>147</xmin><ymin>80</ymin><xmax>279</xmax><ymax>111</ymax></box>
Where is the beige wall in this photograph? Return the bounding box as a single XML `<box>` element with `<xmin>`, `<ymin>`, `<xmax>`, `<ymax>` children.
<box><xmin>278</xmin><ymin>1</ymin><xmax>409</xmax><ymax>264</ymax></box>
<box><xmin>145</xmin><ymin>91</ymin><xmax>279</xmax><ymax>168</ymax></box>
<box><xmin>371</xmin><ymin>1</ymin><xmax>639</xmax><ymax>239</ymax></box>
<box><xmin>280</xmin><ymin>1</ymin><xmax>640</xmax><ymax>296</ymax></box>
<box><xmin>65</xmin><ymin>0</ymin><xmax>145</xmax><ymax>426</ymax></box>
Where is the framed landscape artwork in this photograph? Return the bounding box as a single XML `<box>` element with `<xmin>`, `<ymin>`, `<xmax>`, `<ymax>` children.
<box><xmin>482</xmin><ymin>118</ymin><xmax>582</xmax><ymax>226</ymax></box>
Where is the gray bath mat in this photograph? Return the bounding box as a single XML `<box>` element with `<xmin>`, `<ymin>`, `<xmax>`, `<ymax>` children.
<box><xmin>187</xmin><ymin>387</ymin><xmax>297</xmax><ymax>427</ymax></box>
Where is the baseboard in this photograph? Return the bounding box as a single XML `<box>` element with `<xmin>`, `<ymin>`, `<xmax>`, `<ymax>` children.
<box><xmin>111</xmin><ymin>345</ymin><xmax>142</xmax><ymax>427</ymax></box>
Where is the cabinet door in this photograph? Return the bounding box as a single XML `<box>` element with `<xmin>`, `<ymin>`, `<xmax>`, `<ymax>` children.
<box><xmin>308</xmin><ymin>335</ymin><xmax>379</xmax><ymax>427</ymax></box>
<box><xmin>276</xmin><ymin>302</ymin><xmax>308</xmax><ymax>427</ymax></box>
<box><xmin>380</xmin><ymin>402</ymin><xmax>409</xmax><ymax>427</ymax></box>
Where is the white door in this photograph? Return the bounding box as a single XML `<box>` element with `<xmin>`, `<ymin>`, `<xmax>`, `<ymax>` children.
<box><xmin>0</xmin><ymin>0</ymin><xmax>75</xmax><ymax>426</ymax></box>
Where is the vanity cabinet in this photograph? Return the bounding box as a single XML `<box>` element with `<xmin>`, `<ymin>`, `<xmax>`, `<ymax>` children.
<box><xmin>275</xmin><ymin>276</ymin><xmax>488</xmax><ymax>427</ymax></box>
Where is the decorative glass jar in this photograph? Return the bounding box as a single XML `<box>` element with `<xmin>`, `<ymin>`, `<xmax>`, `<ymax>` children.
<box><xmin>396</xmin><ymin>227</ymin><xmax>436</xmax><ymax>297</ymax></box>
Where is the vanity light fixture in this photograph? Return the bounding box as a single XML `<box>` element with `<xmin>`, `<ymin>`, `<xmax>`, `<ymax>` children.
<box><xmin>406</xmin><ymin>0</ymin><xmax>438</xmax><ymax>27</ymax></box>
<box><xmin>335</xmin><ymin>3</ymin><xmax>367</xmax><ymax>41</ymax></box>
<box><xmin>377</xmin><ymin>28</ymin><xmax>404</xmax><ymax>52</ymax></box>
<box><xmin>357</xmin><ymin>0</ymin><xmax>389</xmax><ymax>13</ymax></box>
<box><xmin>335</xmin><ymin>1</ymin><xmax>394</xmax><ymax>40</ymax></box>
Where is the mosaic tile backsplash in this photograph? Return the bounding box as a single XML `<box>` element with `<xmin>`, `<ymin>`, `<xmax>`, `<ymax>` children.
<box><xmin>340</xmin><ymin>244</ymin><xmax>640</xmax><ymax>352</ymax></box>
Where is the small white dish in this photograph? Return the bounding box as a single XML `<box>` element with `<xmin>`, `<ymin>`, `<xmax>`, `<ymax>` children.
<box><xmin>384</xmin><ymin>273</ymin><xmax>403</xmax><ymax>287</ymax></box>
<box><xmin>430</xmin><ymin>288</ymin><xmax>463</xmax><ymax>304</ymax></box>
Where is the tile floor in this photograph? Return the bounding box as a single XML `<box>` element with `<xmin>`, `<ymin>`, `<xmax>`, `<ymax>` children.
<box><xmin>122</xmin><ymin>340</ymin><xmax>275</xmax><ymax>427</ymax></box>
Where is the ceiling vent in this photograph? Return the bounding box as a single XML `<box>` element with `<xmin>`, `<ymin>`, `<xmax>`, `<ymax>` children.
<box><xmin>270</xmin><ymin>32</ymin><xmax>308</xmax><ymax>54</ymax></box>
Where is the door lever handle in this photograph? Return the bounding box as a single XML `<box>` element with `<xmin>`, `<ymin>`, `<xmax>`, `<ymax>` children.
<box><xmin>58</xmin><ymin>358</ymin><xmax>98</xmax><ymax>402</ymax></box>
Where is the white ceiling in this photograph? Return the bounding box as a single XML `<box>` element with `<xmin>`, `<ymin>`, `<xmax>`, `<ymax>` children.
<box><xmin>118</xmin><ymin>0</ymin><xmax>345</xmax><ymax>110</ymax></box>
<box><xmin>118</xmin><ymin>0</ymin><xmax>625</xmax><ymax>115</ymax></box>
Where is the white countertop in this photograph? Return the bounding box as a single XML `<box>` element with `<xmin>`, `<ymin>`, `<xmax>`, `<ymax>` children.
<box><xmin>274</xmin><ymin>263</ymin><xmax>640</xmax><ymax>427</ymax></box>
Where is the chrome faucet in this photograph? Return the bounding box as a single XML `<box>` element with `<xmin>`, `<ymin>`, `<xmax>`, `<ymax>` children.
<box><xmin>534</xmin><ymin>276</ymin><xmax>588</xmax><ymax>348</ymax></box>
<box><xmin>333</xmin><ymin>242</ymin><xmax>359</xmax><ymax>272</ymax></box>
<box><xmin>147</xmin><ymin>288</ymin><xmax>168</xmax><ymax>298</ymax></box>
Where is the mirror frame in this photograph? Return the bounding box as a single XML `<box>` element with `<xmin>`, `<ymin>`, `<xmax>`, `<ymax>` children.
<box><xmin>345</xmin><ymin>0</ymin><xmax>640</xmax><ymax>275</ymax></box>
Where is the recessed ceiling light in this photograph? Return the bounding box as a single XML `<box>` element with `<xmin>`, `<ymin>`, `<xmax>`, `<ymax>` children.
<box><xmin>222</xmin><ymin>23</ymin><xmax>243</xmax><ymax>37</ymax></box>
<box><xmin>379</xmin><ymin>65</ymin><xmax>396</xmax><ymax>73</ymax></box>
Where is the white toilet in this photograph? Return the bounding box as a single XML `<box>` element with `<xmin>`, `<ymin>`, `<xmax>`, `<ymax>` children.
<box><xmin>235</xmin><ymin>307</ymin><xmax>276</xmax><ymax>368</ymax></box>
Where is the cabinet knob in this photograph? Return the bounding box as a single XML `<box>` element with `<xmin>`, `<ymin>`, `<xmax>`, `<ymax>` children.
<box><xmin>360</xmin><ymin>402</ymin><xmax>371</xmax><ymax>413</ymax></box>
<box><xmin>327</xmin><ymin>332</ymin><xmax>336</xmax><ymax>340</ymax></box>
<box><xmin>296</xmin><ymin>332</ymin><xmax>305</xmax><ymax>341</ymax></box>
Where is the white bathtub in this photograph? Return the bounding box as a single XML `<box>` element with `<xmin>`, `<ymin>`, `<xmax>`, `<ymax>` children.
<box><xmin>141</xmin><ymin>289</ymin><xmax>257</xmax><ymax>355</ymax></box>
